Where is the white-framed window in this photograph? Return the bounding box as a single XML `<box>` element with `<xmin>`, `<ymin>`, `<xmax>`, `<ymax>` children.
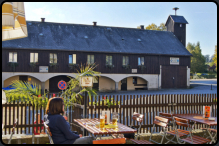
<box><xmin>138</xmin><ymin>57</ymin><xmax>144</xmax><ymax>65</ymax></box>
<box><xmin>69</xmin><ymin>54</ymin><xmax>76</xmax><ymax>64</ymax></box>
<box><xmin>87</xmin><ymin>55</ymin><xmax>94</xmax><ymax>64</ymax></box>
<box><xmin>106</xmin><ymin>55</ymin><xmax>112</xmax><ymax>65</ymax></box>
<box><xmin>180</xmin><ymin>24</ymin><xmax>182</xmax><ymax>27</ymax></box>
<box><xmin>30</xmin><ymin>53</ymin><xmax>38</xmax><ymax>63</ymax></box>
<box><xmin>49</xmin><ymin>53</ymin><xmax>57</xmax><ymax>63</ymax></box>
<box><xmin>122</xmin><ymin>56</ymin><xmax>129</xmax><ymax>65</ymax></box>
<box><xmin>9</xmin><ymin>52</ymin><xmax>17</xmax><ymax>62</ymax></box>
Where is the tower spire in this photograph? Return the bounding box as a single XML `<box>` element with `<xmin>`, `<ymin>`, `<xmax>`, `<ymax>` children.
<box><xmin>173</xmin><ymin>7</ymin><xmax>179</xmax><ymax>15</ymax></box>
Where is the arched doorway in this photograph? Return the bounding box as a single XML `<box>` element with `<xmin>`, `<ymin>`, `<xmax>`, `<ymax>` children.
<box><xmin>49</xmin><ymin>75</ymin><xmax>72</xmax><ymax>93</ymax></box>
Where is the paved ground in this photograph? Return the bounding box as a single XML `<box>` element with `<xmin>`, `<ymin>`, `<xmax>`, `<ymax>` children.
<box><xmin>97</xmin><ymin>79</ymin><xmax>217</xmax><ymax>96</ymax></box>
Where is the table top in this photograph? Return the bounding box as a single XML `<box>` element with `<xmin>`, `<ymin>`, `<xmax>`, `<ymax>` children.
<box><xmin>173</xmin><ymin>114</ymin><xmax>217</xmax><ymax>126</ymax></box>
<box><xmin>74</xmin><ymin>118</ymin><xmax>137</xmax><ymax>135</ymax></box>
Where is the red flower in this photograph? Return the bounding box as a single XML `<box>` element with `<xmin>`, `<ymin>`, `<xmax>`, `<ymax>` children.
<box><xmin>104</xmin><ymin>97</ymin><xmax>106</xmax><ymax>100</ymax></box>
<box><xmin>53</xmin><ymin>93</ymin><xmax>56</xmax><ymax>97</ymax></box>
<box><xmin>38</xmin><ymin>94</ymin><xmax>41</xmax><ymax>97</ymax></box>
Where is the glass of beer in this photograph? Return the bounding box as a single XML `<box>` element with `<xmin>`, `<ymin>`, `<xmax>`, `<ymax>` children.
<box><xmin>112</xmin><ymin>112</ymin><xmax>119</xmax><ymax>126</ymax></box>
<box><xmin>100</xmin><ymin>113</ymin><xmax>105</xmax><ymax>130</ymax></box>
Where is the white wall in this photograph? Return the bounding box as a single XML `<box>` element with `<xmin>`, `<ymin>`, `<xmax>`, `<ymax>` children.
<box><xmin>2</xmin><ymin>72</ymin><xmax>161</xmax><ymax>91</ymax></box>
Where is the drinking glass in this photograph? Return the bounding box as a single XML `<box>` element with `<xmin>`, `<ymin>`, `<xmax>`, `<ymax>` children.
<box><xmin>112</xmin><ymin>112</ymin><xmax>119</xmax><ymax>126</ymax></box>
<box><xmin>99</xmin><ymin>113</ymin><xmax>105</xmax><ymax>130</ymax></box>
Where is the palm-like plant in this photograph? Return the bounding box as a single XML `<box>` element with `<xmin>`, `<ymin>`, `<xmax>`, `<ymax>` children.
<box><xmin>61</xmin><ymin>63</ymin><xmax>101</xmax><ymax>110</ymax></box>
<box><xmin>4</xmin><ymin>80</ymin><xmax>48</xmax><ymax>108</ymax></box>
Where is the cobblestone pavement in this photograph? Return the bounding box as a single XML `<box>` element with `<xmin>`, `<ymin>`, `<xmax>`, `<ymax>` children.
<box><xmin>97</xmin><ymin>79</ymin><xmax>217</xmax><ymax>96</ymax></box>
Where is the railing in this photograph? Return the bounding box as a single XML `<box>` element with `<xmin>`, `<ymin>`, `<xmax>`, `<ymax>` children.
<box><xmin>85</xmin><ymin>93</ymin><xmax>217</xmax><ymax>133</ymax></box>
<box><xmin>2</xmin><ymin>93</ymin><xmax>217</xmax><ymax>135</ymax></box>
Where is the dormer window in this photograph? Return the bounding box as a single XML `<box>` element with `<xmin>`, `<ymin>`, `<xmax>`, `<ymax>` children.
<box><xmin>180</xmin><ymin>24</ymin><xmax>182</xmax><ymax>27</ymax></box>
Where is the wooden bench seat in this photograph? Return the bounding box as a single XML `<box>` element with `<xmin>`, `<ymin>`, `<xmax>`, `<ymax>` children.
<box><xmin>130</xmin><ymin>139</ymin><xmax>154</xmax><ymax>144</ymax></box>
<box><xmin>201</xmin><ymin>128</ymin><xmax>217</xmax><ymax>133</ymax></box>
<box><xmin>181</xmin><ymin>135</ymin><xmax>211</xmax><ymax>144</ymax></box>
<box><xmin>166</xmin><ymin>129</ymin><xmax>190</xmax><ymax>137</ymax></box>
<box><xmin>93</xmin><ymin>138</ymin><xmax>126</xmax><ymax>144</ymax></box>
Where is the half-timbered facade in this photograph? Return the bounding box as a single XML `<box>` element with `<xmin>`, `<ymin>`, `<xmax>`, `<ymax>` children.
<box><xmin>2</xmin><ymin>15</ymin><xmax>192</xmax><ymax>92</ymax></box>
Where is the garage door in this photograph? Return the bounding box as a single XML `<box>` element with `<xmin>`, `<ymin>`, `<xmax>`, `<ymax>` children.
<box><xmin>161</xmin><ymin>66</ymin><xmax>187</xmax><ymax>88</ymax></box>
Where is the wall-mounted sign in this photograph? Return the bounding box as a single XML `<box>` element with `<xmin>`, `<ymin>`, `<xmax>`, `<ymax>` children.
<box><xmin>39</xmin><ymin>66</ymin><xmax>48</xmax><ymax>72</ymax></box>
<box><xmin>28</xmin><ymin>77</ymin><xmax>31</xmax><ymax>81</ymax></box>
<box><xmin>80</xmin><ymin>76</ymin><xmax>93</xmax><ymax>87</ymax></box>
<box><xmin>170</xmin><ymin>57</ymin><xmax>179</xmax><ymax>65</ymax></box>
<box><xmin>132</xmin><ymin>69</ymin><xmax>137</xmax><ymax>73</ymax></box>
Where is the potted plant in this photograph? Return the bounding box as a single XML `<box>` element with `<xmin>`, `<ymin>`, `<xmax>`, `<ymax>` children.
<box><xmin>60</xmin><ymin>63</ymin><xmax>101</xmax><ymax>110</ymax></box>
<box><xmin>4</xmin><ymin>80</ymin><xmax>48</xmax><ymax>109</ymax></box>
<box><xmin>138</xmin><ymin>65</ymin><xmax>146</xmax><ymax>73</ymax></box>
<box><xmin>7</xmin><ymin>62</ymin><xmax>18</xmax><ymax>72</ymax></box>
<box><xmin>49</xmin><ymin>63</ymin><xmax>59</xmax><ymax>69</ymax></box>
<box><xmin>68</xmin><ymin>63</ymin><xmax>79</xmax><ymax>71</ymax></box>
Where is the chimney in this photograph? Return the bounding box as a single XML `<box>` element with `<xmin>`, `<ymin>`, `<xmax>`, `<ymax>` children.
<box><xmin>41</xmin><ymin>18</ymin><xmax>45</xmax><ymax>22</ymax></box>
<box><xmin>93</xmin><ymin>22</ymin><xmax>97</xmax><ymax>26</ymax></box>
<box><xmin>140</xmin><ymin>25</ymin><xmax>144</xmax><ymax>30</ymax></box>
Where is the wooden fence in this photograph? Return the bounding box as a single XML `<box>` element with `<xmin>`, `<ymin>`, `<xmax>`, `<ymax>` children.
<box><xmin>2</xmin><ymin>93</ymin><xmax>217</xmax><ymax>135</ymax></box>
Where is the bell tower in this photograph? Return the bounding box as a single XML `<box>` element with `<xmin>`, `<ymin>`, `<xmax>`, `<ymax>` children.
<box><xmin>165</xmin><ymin>7</ymin><xmax>188</xmax><ymax>47</ymax></box>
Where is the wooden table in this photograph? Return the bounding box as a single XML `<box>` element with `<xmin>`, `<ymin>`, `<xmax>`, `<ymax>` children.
<box><xmin>74</xmin><ymin>118</ymin><xmax>137</xmax><ymax>139</ymax></box>
<box><xmin>173</xmin><ymin>114</ymin><xmax>217</xmax><ymax>143</ymax></box>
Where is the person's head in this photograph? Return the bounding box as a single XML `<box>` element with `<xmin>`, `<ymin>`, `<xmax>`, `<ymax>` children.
<box><xmin>46</xmin><ymin>97</ymin><xmax>64</xmax><ymax>115</ymax></box>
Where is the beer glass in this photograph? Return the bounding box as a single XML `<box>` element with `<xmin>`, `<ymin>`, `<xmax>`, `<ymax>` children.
<box><xmin>99</xmin><ymin>113</ymin><xmax>105</xmax><ymax>130</ymax></box>
<box><xmin>112</xmin><ymin>112</ymin><xmax>119</xmax><ymax>126</ymax></box>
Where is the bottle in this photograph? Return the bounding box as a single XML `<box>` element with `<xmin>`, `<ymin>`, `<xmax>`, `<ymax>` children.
<box><xmin>105</xmin><ymin>112</ymin><xmax>107</xmax><ymax>125</ymax></box>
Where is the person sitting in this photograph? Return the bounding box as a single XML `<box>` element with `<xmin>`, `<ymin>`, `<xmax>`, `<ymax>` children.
<box><xmin>34</xmin><ymin>113</ymin><xmax>46</xmax><ymax>135</ymax></box>
<box><xmin>44</xmin><ymin>97</ymin><xmax>94</xmax><ymax>144</ymax></box>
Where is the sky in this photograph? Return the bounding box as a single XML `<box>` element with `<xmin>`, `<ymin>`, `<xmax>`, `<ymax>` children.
<box><xmin>24</xmin><ymin>2</ymin><xmax>217</xmax><ymax>57</ymax></box>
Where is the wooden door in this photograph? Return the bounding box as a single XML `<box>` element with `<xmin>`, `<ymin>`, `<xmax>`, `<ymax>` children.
<box><xmin>121</xmin><ymin>78</ymin><xmax>127</xmax><ymax>90</ymax></box>
<box><xmin>161</xmin><ymin>66</ymin><xmax>187</xmax><ymax>88</ymax></box>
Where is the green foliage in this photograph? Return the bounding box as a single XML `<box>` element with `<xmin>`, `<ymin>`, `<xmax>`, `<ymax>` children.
<box><xmin>4</xmin><ymin>80</ymin><xmax>48</xmax><ymax>108</ymax></box>
<box><xmin>89</xmin><ymin>96</ymin><xmax>120</xmax><ymax>108</ymax></box>
<box><xmin>213</xmin><ymin>45</ymin><xmax>217</xmax><ymax>70</ymax></box>
<box><xmin>145</xmin><ymin>23</ymin><xmax>166</xmax><ymax>31</ymax></box>
<box><xmin>61</xmin><ymin>63</ymin><xmax>101</xmax><ymax>110</ymax></box>
<box><xmin>186</xmin><ymin>42</ymin><xmax>206</xmax><ymax>73</ymax></box>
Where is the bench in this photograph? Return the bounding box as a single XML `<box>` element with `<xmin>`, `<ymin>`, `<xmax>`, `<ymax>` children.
<box><xmin>93</xmin><ymin>138</ymin><xmax>126</xmax><ymax>144</ymax></box>
<box><xmin>130</xmin><ymin>139</ymin><xmax>154</xmax><ymax>144</ymax></box>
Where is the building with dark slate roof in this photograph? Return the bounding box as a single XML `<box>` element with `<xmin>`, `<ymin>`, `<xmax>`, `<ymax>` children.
<box><xmin>2</xmin><ymin>14</ymin><xmax>192</xmax><ymax>92</ymax></box>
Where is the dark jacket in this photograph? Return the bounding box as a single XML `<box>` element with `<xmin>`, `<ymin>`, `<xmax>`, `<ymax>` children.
<box><xmin>44</xmin><ymin>112</ymin><xmax>80</xmax><ymax>144</ymax></box>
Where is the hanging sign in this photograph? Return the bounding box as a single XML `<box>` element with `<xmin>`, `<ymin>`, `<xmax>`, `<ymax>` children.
<box><xmin>58</xmin><ymin>80</ymin><xmax>67</xmax><ymax>90</ymax></box>
<box><xmin>80</xmin><ymin>76</ymin><xmax>93</xmax><ymax>87</ymax></box>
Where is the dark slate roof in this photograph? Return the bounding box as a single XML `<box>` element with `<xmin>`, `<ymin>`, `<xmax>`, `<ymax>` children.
<box><xmin>2</xmin><ymin>21</ymin><xmax>192</xmax><ymax>56</ymax></box>
<box><xmin>166</xmin><ymin>15</ymin><xmax>189</xmax><ymax>24</ymax></box>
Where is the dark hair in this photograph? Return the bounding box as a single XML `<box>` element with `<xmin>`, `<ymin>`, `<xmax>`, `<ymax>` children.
<box><xmin>46</xmin><ymin>97</ymin><xmax>64</xmax><ymax>115</ymax></box>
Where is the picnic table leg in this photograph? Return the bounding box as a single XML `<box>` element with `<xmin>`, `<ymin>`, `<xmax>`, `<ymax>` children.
<box><xmin>206</xmin><ymin>126</ymin><xmax>215</xmax><ymax>144</ymax></box>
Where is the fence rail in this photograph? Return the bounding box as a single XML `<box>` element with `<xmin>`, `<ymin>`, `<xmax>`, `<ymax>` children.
<box><xmin>2</xmin><ymin>93</ymin><xmax>217</xmax><ymax>135</ymax></box>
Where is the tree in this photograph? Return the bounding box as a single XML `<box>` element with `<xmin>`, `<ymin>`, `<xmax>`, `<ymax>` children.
<box><xmin>213</xmin><ymin>45</ymin><xmax>217</xmax><ymax>70</ymax></box>
<box><xmin>204</xmin><ymin>55</ymin><xmax>210</xmax><ymax>63</ymax></box>
<box><xmin>158</xmin><ymin>23</ymin><xmax>166</xmax><ymax>31</ymax></box>
<box><xmin>186</xmin><ymin>42</ymin><xmax>206</xmax><ymax>73</ymax></box>
<box><xmin>137</xmin><ymin>23</ymin><xmax>166</xmax><ymax>31</ymax></box>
